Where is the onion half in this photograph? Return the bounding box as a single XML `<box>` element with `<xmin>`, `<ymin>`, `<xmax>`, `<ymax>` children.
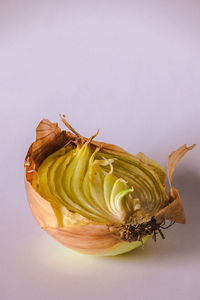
<box><xmin>24</xmin><ymin>116</ymin><xmax>195</xmax><ymax>256</ymax></box>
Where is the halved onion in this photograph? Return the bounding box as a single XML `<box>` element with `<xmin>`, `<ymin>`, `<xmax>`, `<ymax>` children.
<box><xmin>24</xmin><ymin>116</ymin><xmax>195</xmax><ymax>256</ymax></box>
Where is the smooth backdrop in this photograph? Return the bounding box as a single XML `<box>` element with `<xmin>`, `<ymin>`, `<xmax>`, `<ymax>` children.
<box><xmin>0</xmin><ymin>1</ymin><xmax>200</xmax><ymax>300</ymax></box>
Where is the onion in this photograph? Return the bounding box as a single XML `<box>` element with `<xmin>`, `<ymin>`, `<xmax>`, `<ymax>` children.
<box><xmin>24</xmin><ymin>116</ymin><xmax>195</xmax><ymax>256</ymax></box>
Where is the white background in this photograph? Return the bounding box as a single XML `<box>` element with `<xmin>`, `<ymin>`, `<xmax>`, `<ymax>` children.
<box><xmin>0</xmin><ymin>1</ymin><xmax>200</xmax><ymax>299</ymax></box>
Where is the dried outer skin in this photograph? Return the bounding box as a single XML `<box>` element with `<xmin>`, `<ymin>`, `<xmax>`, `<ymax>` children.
<box><xmin>25</xmin><ymin>119</ymin><xmax>72</xmax><ymax>172</ymax></box>
<box><xmin>155</xmin><ymin>187</ymin><xmax>185</xmax><ymax>224</ymax></box>
<box><xmin>155</xmin><ymin>143</ymin><xmax>196</xmax><ymax>225</ymax></box>
<box><xmin>24</xmin><ymin>118</ymin><xmax>195</xmax><ymax>255</ymax></box>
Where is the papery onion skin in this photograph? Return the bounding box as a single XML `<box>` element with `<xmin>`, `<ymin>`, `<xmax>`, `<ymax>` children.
<box><xmin>24</xmin><ymin>117</ymin><xmax>195</xmax><ymax>256</ymax></box>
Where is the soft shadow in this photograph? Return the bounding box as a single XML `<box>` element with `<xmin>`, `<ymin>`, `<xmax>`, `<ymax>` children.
<box><xmin>101</xmin><ymin>168</ymin><xmax>200</xmax><ymax>262</ymax></box>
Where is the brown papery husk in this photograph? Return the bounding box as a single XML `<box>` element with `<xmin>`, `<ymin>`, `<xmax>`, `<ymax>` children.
<box><xmin>155</xmin><ymin>143</ymin><xmax>196</xmax><ymax>225</ymax></box>
<box><xmin>25</xmin><ymin>116</ymin><xmax>196</xmax><ymax>253</ymax></box>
